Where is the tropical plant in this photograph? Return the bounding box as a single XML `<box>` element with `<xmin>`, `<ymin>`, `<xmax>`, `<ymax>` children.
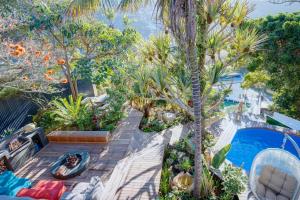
<box><xmin>51</xmin><ymin>95</ymin><xmax>93</xmax><ymax>130</ymax></box>
<box><xmin>200</xmin><ymin>166</ymin><xmax>217</xmax><ymax>200</ymax></box>
<box><xmin>211</xmin><ymin>144</ymin><xmax>231</xmax><ymax>169</ymax></box>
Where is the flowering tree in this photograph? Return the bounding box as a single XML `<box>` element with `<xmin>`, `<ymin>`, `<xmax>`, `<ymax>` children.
<box><xmin>0</xmin><ymin>15</ymin><xmax>66</xmax><ymax>94</ymax></box>
<box><xmin>29</xmin><ymin>2</ymin><xmax>139</xmax><ymax>100</ymax></box>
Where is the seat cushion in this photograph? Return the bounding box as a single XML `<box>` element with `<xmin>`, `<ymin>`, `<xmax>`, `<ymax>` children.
<box><xmin>259</xmin><ymin>166</ymin><xmax>274</xmax><ymax>186</ymax></box>
<box><xmin>267</xmin><ymin>168</ymin><xmax>286</xmax><ymax>193</ymax></box>
<box><xmin>17</xmin><ymin>188</ymin><xmax>54</xmax><ymax>200</ymax></box>
<box><xmin>90</xmin><ymin>181</ymin><xmax>104</xmax><ymax>200</ymax></box>
<box><xmin>18</xmin><ymin>180</ymin><xmax>66</xmax><ymax>200</ymax></box>
<box><xmin>0</xmin><ymin>195</ymin><xmax>33</xmax><ymax>200</ymax></box>
<box><xmin>34</xmin><ymin>180</ymin><xmax>67</xmax><ymax>200</ymax></box>
<box><xmin>280</xmin><ymin>174</ymin><xmax>297</xmax><ymax>199</ymax></box>
<box><xmin>256</xmin><ymin>182</ymin><xmax>266</xmax><ymax>198</ymax></box>
<box><xmin>0</xmin><ymin>171</ymin><xmax>31</xmax><ymax>196</ymax></box>
<box><xmin>277</xmin><ymin>194</ymin><xmax>289</xmax><ymax>200</ymax></box>
<box><xmin>265</xmin><ymin>188</ymin><xmax>276</xmax><ymax>200</ymax></box>
<box><xmin>258</xmin><ymin>165</ymin><xmax>298</xmax><ymax>200</ymax></box>
<box><xmin>0</xmin><ymin>186</ymin><xmax>9</xmax><ymax>195</ymax></box>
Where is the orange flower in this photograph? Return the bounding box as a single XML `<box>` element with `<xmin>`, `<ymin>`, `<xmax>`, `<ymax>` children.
<box><xmin>15</xmin><ymin>44</ymin><xmax>22</xmax><ymax>49</ymax></box>
<box><xmin>22</xmin><ymin>76</ymin><xmax>29</xmax><ymax>81</ymax></box>
<box><xmin>43</xmin><ymin>54</ymin><xmax>50</xmax><ymax>62</ymax></box>
<box><xmin>44</xmin><ymin>73</ymin><xmax>54</xmax><ymax>81</ymax></box>
<box><xmin>10</xmin><ymin>50</ymin><xmax>18</xmax><ymax>56</ymax></box>
<box><xmin>57</xmin><ymin>58</ymin><xmax>65</xmax><ymax>65</ymax></box>
<box><xmin>35</xmin><ymin>51</ymin><xmax>42</xmax><ymax>57</ymax></box>
<box><xmin>47</xmin><ymin>69</ymin><xmax>54</xmax><ymax>75</ymax></box>
<box><xmin>9</xmin><ymin>44</ymin><xmax>16</xmax><ymax>48</ymax></box>
<box><xmin>60</xmin><ymin>79</ymin><xmax>68</xmax><ymax>84</ymax></box>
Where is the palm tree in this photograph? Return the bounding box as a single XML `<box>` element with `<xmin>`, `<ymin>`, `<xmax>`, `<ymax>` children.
<box><xmin>68</xmin><ymin>0</ymin><xmax>203</xmax><ymax>197</ymax></box>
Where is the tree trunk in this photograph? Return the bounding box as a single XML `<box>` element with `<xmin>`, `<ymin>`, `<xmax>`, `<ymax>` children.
<box><xmin>185</xmin><ymin>0</ymin><xmax>202</xmax><ymax>198</ymax></box>
<box><xmin>65</xmin><ymin>65</ymin><xmax>77</xmax><ymax>101</ymax></box>
<box><xmin>144</xmin><ymin>101</ymin><xmax>153</xmax><ymax>118</ymax></box>
<box><xmin>64</xmin><ymin>47</ymin><xmax>78</xmax><ymax>101</ymax></box>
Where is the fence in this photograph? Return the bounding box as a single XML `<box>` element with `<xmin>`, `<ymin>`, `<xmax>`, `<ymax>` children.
<box><xmin>0</xmin><ymin>80</ymin><xmax>94</xmax><ymax>138</ymax></box>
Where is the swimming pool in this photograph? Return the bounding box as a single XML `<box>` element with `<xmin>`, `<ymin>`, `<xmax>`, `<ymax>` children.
<box><xmin>226</xmin><ymin>128</ymin><xmax>300</xmax><ymax>172</ymax></box>
<box><xmin>219</xmin><ymin>73</ymin><xmax>243</xmax><ymax>83</ymax></box>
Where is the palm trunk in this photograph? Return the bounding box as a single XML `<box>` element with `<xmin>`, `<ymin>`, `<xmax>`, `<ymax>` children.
<box><xmin>196</xmin><ymin>1</ymin><xmax>208</xmax><ymax>144</ymax></box>
<box><xmin>185</xmin><ymin>0</ymin><xmax>202</xmax><ymax>198</ymax></box>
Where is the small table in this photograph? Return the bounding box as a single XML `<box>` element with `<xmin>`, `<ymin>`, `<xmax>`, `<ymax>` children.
<box><xmin>51</xmin><ymin>151</ymin><xmax>90</xmax><ymax>180</ymax></box>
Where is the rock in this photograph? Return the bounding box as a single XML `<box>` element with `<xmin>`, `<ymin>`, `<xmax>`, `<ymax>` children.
<box><xmin>157</xmin><ymin>111</ymin><xmax>163</xmax><ymax>121</ymax></box>
<box><xmin>162</xmin><ymin>112</ymin><xmax>176</xmax><ymax>123</ymax></box>
<box><xmin>82</xmin><ymin>94</ymin><xmax>108</xmax><ymax>105</ymax></box>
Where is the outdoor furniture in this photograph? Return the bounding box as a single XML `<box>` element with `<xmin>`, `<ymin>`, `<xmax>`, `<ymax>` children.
<box><xmin>47</xmin><ymin>131</ymin><xmax>110</xmax><ymax>144</ymax></box>
<box><xmin>0</xmin><ymin>127</ymin><xmax>47</xmax><ymax>171</ymax></box>
<box><xmin>60</xmin><ymin>176</ymin><xmax>104</xmax><ymax>200</ymax></box>
<box><xmin>0</xmin><ymin>171</ymin><xmax>31</xmax><ymax>196</ymax></box>
<box><xmin>0</xmin><ymin>195</ymin><xmax>32</xmax><ymax>199</ymax></box>
<box><xmin>250</xmin><ymin>138</ymin><xmax>300</xmax><ymax>200</ymax></box>
<box><xmin>51</xmin><ymin>151</ymin><xmax>90</xmax><ymax>180</ymax></box>
<box><xmin>17</xmin><ymin>180</ymin><xmax>66</xmax><ymax>200</ymax></box>
<box><xmin>0</xmin><ymin>150</ymin><xmax>13</xmax><ymax>172</ymax></box>
<box><xmin>256</xmin><ymin>165</ymin><xmax>298</xmax><ymax>200</ymax></box>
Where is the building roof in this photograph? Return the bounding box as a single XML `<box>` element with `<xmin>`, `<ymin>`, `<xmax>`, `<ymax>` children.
<box><xmin>272</xmin><ymin>112</ymin><xmax>300</xmax><ymax>131</ymax></box>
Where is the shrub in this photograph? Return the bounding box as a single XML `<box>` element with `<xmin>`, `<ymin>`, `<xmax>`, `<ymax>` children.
<box><xmin>33</xmin><ymin>107</ymin><xmax>59</xmax><ymax>133</ymax></box>
<box><xmin>221</xmin><ymin>164</ymin><xmax>247</xmax><ymax>200</ymax></box>
<box><xmin>33</xmin><ymin>95</ymin><xmax>95</xmax><ymax>132</ymax></box>
<box><xmin>141</xmin><ymin>118</ymin><xmax>166</xmax><ymax>132</ymax></box>
<box><xmin>99</xmin><ymin>87</ymin><xmax>126</xmax><ymax>131</ymax></box>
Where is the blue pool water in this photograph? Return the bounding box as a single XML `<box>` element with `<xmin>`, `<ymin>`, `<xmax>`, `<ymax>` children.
<box><xmin>226</xmin><ymin>128</ymin><xmax>300</xmax><ymax>172</ymax></box>
<box><xmin>219</xmin><ymin>74</ymin><xmax>243</xmax><ymax>83</ymax></box>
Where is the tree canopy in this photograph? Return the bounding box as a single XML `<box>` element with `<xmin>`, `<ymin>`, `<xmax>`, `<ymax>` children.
<box><xmin>247</xmin><ymin>12</ymin><xmax>300</xmax><ymax>119</ymax></box>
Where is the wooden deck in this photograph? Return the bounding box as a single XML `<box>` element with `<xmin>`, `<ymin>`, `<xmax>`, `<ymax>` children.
<box><xmin>15</xmin><ymin>108</ymin><xmax>165</xmax><ymax>199</ymax></box>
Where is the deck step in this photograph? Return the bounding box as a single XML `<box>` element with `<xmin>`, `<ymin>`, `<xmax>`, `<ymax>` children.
<box><xmin>47</xmin><ymin>131</ymin><xmax>110</xmax><ymax>144</ymax></box>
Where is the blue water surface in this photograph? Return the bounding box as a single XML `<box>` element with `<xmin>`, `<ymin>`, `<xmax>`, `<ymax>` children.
<box><xmin>226</xmin><ymin>128</ymin><xmax>300</xmax><ymax>172</ymax></box>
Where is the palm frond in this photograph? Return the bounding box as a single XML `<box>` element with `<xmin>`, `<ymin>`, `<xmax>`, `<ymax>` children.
<box><xmin>118</xmin><ymin>0</ymin><xmax>153</xmax><ymax>12</ymax></box>
<box><xmin>66</xmin><ymin>0</ymin><xmax>115</xmax><ymax>17</ymax></box>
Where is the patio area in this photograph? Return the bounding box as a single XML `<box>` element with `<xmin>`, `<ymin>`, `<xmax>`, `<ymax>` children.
<box><xmin>14</xmin><ymin>108</ymin><xmax>165</xmax><ymax>199</ymax></box>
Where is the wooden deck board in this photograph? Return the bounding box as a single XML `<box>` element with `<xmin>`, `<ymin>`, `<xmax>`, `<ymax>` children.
<box><xmin>15</xmin><ymin>108</ymin><xmax>164</xmax><ymax>199</ymax></box>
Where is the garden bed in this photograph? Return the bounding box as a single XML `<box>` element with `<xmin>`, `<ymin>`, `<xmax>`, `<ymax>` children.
<box><xmin>137</xmin><ymin>101</ymin><xmax>192</xmax><ymax>133</ymax></box>
<box><xmin>159</xmin><ymin>136</ymin><xmax>246</xmax><ymax>200</ymax></box>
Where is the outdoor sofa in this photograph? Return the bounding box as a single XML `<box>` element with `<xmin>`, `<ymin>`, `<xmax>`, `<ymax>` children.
<box><xmin>0</xmin><ymin>171</ymin><xmax>31</xmax><ymax>196</ymax></box>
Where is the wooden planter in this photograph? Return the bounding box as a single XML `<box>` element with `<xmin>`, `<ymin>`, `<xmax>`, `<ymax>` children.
<box><xmin>47</xmin><ymin>131</ymin><xmax>110</xmax><ymax>144</ymax></box>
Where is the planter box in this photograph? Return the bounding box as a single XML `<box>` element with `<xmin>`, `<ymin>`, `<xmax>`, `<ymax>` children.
<box><xmin>47</xmin><ymin>131</ymin><xmax>110</xmax><ymax>144</ymax></box>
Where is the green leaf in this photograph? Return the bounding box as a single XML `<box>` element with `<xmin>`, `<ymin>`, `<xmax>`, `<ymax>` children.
<box><xmin>212</xmin><ymin>144</ymin><xmax>231</xmax><ymax>169</ymax></box>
